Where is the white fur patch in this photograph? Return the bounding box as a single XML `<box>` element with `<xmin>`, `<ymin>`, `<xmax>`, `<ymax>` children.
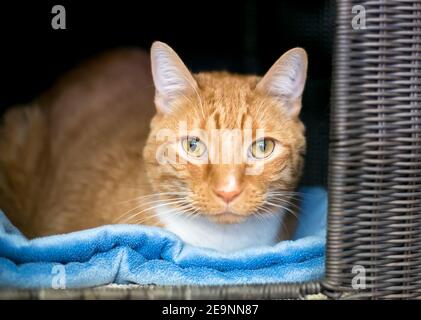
<box><xmin>156</xmin><ymin>206</ymin><xmax>284</xmax><ymax>252</ymax></box>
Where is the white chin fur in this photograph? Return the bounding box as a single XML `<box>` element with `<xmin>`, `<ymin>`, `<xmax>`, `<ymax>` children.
<box><xmin>156</xmin><ymin>206</ymin><xmax>284</xmax><ymax>252</ymax></box>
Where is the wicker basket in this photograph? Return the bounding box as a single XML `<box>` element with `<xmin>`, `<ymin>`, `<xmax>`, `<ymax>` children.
<box><xmin>1</xmin><ymin>0</ymin><xmax>421</xmax><ymax>300</ymax></box>
<box><xmin>325</xmin><ymin>0</ymin><xmax>421</xmax><ymax>299</ymax></box>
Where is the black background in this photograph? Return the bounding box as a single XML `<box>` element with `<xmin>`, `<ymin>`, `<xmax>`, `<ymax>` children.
<box><xmin>0</xmin><ymin>0</ymin><xmax>334</xmax><ymax>186</ymax></box>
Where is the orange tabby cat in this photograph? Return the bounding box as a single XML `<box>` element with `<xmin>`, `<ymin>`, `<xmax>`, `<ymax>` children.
<box><xmin>0</xmin><ymin>42</ymin><xmax>307</xmax><ymax>252</ymax></box>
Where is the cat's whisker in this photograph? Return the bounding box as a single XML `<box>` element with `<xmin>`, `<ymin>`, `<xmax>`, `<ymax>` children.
<box><xmin>118</xmin><ymin>192</ymin><xmax>191</xmax><ymax>204</ymax></box>
<box><xmin>115</xmin><ymin>188</ymin><xmax>194</xmax><ymax>220</ymax></box>
<box><xmin>255</xmin><ymin>206</ymin><xmax>278</xmax><ymax>218</ymax></box>
<box><xmin>132</xmin><ymin>198</ymin><xmax>201</xmax><ymax>225</ymax></box>
<box><xmin>267</xmin><ymin>190</ymin><xmax>303</xmax><ymax>196</ymax></box>
<box><xmin>267</xmin><ymin>189</ymin><xmax>304</xmax><ymax>196</ymax></box>
<box><xmin>267</xmin><ymin>192</ymin><xmax>303</xmax><ymax>202</ymax></box>
<box><xmin>182</xmin><ymin>207</ymin><xmax>200</xmax><ymax>221</ymax></box>
<box><xmin>113</xmin><ymin>196</ymin><xmax>188</xmax><ymax>223</ymax></box>
<box><xmin>123</xmin><ymin>200</ymin><xmax>191</xmax><ymax>223</ymax></box>
<box><xmin>181</xmin><ymin>202</ymin><xmax>201</xmax><ymax>221</ymax></box>
<box><xmin>137</xmin><ymin>200</ymin><xmax>193</xmax><ymax>218</ymax></box>
<box><xmin>267</xmin><ymin>186</ymin><xmax>316</xmax><ymax>199</ymax></box>
<box><xmin>123</xmin><ymin>197</ymin><xmax>187</xmax><ymax>212</ymax></box>
<box><xmin>268</xmin><ymin>192</ymin><xmax>303</xmax><ymax>198</ymax></box>
<box><xmin>265</xmin><ymin>201</ymin><xmax>299</xmax><ymax>221</ymax></box>
<box><xmin>266</xmin><ymin>201</ymin><xmax>296</xmax><ymax>215</ymax></box>
<box><xmin>133</xmin><ymin>202</ymin><xmax>194</xmax><ymax>225</ymax></box>
<box><xmin>129</xmin><ymin>205</ymin><xmax>191</xmax><ymax>225</ymax></box>
<box><xmin>119</xmin><ymin>199</ymin><xmax>189</xmax><ymax>223</ymax></box>
<box><xmin>267</xmin><ymin>193</ymin><xmax>300</xmax><ymax>203</ymax></box>
<box><xmin>267</xmin><ymin>197</ymin><xmax>300</xmax><ymax>211</ymax></box>
<box><xmin>118</xmin><ymin>180</ymin><xmax>191</xmax><ymax>191</ymax></box>
<box><xmin>252</xmin><ymin>202</ymin><xmax>280</xmax><ymax>221</ymax></box>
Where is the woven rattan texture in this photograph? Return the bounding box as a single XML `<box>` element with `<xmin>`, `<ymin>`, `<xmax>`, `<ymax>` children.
<box><xmin>325</xmin><ymin>0</ymin><xmax>421</xmax><ymax>299</ymax></box>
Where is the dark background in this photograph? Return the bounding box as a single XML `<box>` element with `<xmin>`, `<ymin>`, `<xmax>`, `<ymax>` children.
<box><xmin>0</xmin><ymin>0</ymin><xmax>334</xmax><ymax>186</ymax></box>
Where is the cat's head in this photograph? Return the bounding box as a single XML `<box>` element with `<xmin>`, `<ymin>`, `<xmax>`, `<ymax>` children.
<box><xmin>144</xmin><ymin>41</ymin><xmax>307</xmax><ymax>224</ymax></box>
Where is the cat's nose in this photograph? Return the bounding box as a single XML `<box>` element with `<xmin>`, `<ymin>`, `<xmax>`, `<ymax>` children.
<box><xmin>213</xmin><ymin>187</ymin><xmax>242</xmax><ymax>203</ymax></box>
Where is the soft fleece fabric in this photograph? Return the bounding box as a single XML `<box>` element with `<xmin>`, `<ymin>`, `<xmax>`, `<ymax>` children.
<box><xmin>0</xmin><ymin>187</ymin><xmax>326</xmax><ymax>288</ymax></box>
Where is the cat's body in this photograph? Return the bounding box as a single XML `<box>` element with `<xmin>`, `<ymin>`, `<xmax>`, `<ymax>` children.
<box><xmin>0</xmin><ymin>43</ymin><xmax>307</xmax><ymax>252</ymax></box>
<box><xmin>0</xmin><ymin>49</ymin><xmax>157</xmax><ymax>237</ymax></box>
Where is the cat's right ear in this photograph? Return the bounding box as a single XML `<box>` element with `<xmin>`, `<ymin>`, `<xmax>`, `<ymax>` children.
<box><xmin>256</xmin><ymin>48</ymin><xmax>308</xmax><ymax>117</ymax></box>
<box><xmin>150</xmin><ymin>41</ymin><xmax>198</xmax><ymax>114</ymax></box>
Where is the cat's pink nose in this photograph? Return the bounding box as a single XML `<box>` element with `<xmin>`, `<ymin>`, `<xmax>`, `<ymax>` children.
<box><xmin>213</xmin><ymin>187</ymin><xmax>242</xmax><ymax>203</ymax></box>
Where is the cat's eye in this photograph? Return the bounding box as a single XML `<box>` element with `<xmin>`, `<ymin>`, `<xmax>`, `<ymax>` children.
<box><xmin>249</xmin><ymin>138</ymin><xmax>275</xmax><ymax>159</ymax></box>
<box><xmin>181</xmin><ymin>137</ymin><xmax>207</xmax><ymax>158</ymax></box>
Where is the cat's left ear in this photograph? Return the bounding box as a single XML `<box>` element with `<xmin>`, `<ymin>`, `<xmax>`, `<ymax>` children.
<box><xmin>256</xmin><ymin>48</ymin><xmax>308</xmax><ymax>117</ymax></box>
<box><xmin>150</xmin><ymin>41</ymin><xmax>198</xmax><ymax>114</ymax></box>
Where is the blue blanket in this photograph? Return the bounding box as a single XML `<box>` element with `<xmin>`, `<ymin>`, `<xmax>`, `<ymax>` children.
<box><xmin>0</xmin><ymin>187</ymin><xmax>326</xmax><ymax>289</ymax></box>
